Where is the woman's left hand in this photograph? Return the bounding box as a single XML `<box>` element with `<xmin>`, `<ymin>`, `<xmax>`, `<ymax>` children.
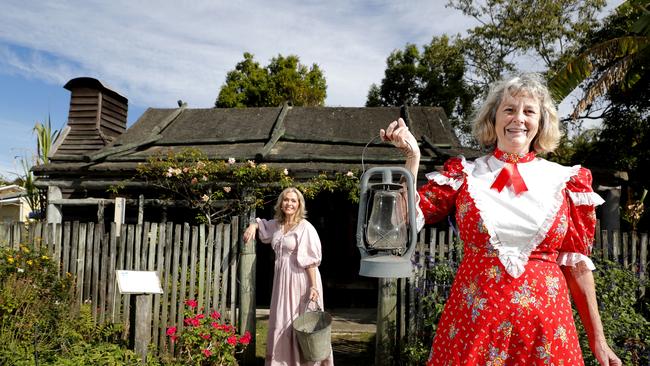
<box><xmin>380</xmin><ymin>118</ymin><xmax>420</xmax><ymax>158</ymax></box>
<box><xmin>309</xmin><ymin>287</ymin><xmax>319</xmax><ymax>302</ymax></box>
<box><xmin>592</xmin><ymin>340</ymin><xmax>622</xmax><ymax>366</ymax></box>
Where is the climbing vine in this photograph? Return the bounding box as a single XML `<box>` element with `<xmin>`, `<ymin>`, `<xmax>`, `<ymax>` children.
<box><xmin>135</xmin><ymin>148</ymin><xmax>359</xmax><ymax>224</ymax></box>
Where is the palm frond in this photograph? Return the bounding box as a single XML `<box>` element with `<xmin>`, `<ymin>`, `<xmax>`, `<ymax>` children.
<box><xmin>571</xmin><ymin>55</ymin><xmax>635</xmax><ymax>119</ymax></box>
<box><xmin>549</xmin><ymin>36</ymin><xmax>650</xmax><ymax>102</ymax></box>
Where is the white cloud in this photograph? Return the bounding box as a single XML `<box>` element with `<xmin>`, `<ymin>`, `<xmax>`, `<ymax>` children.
<box><xmin>0</xmin><ymin>0</ymin><xmax>472</xmax><ymax>108</ymax></box>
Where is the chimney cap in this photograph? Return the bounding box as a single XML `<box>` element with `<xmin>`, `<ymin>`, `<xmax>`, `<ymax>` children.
<box><xmin>64</xmin><ymin>77</ymin><xmax>127</xmax><ymax>104</ymax></box>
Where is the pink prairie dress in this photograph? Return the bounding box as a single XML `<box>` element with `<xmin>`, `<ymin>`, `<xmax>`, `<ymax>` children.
<box><xmin>256</xmin><ymin>218</ymin><xmax>334</xmax><ymax>366</ymax></box>
<box><xmin>419</xmin><ymin>149</ymin><xmax>604</xmax><ymax>366</ymax></box>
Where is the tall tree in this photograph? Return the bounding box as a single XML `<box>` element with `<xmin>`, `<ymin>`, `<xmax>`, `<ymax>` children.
<box><xmin>448</xmin><ymin>0</ymin><xmax>606</xmax><ymax>90</ymax></box>
<box><xmin>367</xmin><ymin>36</ymin><xmax>477</xmax><ymax>137</ymax></box>
<box><xmin>216</xmin><ymin>52</ymin><xmax>327</xmax><ymax>107</ymax></box>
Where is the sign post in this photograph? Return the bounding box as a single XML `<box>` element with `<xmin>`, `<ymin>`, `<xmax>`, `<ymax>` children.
<box><xmin>115</xmin><ymin>270</ymin><xmax>163</xmax><ymax>364</ymax></box>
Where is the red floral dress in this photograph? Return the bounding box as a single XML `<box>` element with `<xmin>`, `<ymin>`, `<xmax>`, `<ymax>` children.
<box><xmin>421</xmin><ymin>150</ymin><xmax>604</xmax><ymax>366</ymax></box>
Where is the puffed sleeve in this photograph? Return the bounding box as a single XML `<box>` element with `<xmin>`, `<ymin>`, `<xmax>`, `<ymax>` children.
<box><xmin>255</xmin><ymin>218</ymin><xmax>279</xmax><ymax>244</ymax></box>
<box><xmin>417</xmin><ymin>157</ymin><xmax>465</xmax><ymax>228</ymax></box>
<box><xmin>557</xmin><ymin>167</ymin><xmax>605</xmax><ymax>270</ymax></box>
<box><xmin>296</xmin><ymin>221</ymin><xmax>322</xmax><ymax>268</ymax></box>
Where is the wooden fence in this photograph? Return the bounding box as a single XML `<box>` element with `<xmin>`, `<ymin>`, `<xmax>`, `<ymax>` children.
<box><xmin>403</xmin><ymin>223</ymin><xmax>650</xmax><ymax>342</ymax></box>
<box><xmin>0</xmin><ymin>219</ymin><xmax>241</xmax><ymax>356</ymax></box>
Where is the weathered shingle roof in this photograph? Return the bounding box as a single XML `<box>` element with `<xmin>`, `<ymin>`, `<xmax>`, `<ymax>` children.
<box><xmin>35</xmin><ymin>104</ymin><xmax>479</xmax><ymax>186</ymax></box>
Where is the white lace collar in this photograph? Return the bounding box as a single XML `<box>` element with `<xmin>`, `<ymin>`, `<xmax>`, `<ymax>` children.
<box><xmin>462</xmin><ymin>155</ymin><xmax>580</xmax><ymax>278</ymax></box>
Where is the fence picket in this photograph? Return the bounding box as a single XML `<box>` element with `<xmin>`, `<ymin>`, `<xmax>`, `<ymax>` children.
<box><xmin>212</xmin><ymin>223</ymin><xmax>224</xmax><ymax>314</ymax></box>
<box><xmin>152</xmin><ymin>223</ymin><xmax>163</xmax><ymax>347</ymax></box>
<box><xmin>169</xmin><ymin>223</ymin><xmax>182</xmax><ymax>354</ymax></box>
<box><xmin>106</xmin><ymin>223</ymin><xmax>117</xmax><ymax>323</ymax></box>
<box><xmin>98</xmin><ymin>229</ymin><xmax>109</xmax><ymax>322</ymax></box>
<box><xmin>198</xmin><ymin>224</ymin><xmax>206</xmax><ymax>312</ymax></box>
<box><xmin>229</xmin><ymin>218</ymin><xmax>239</xmax><ymax>324</ymax></box>
<box><xmin>178</xmin><ymin>223</ymin><xmax>190</xmax><ymax>332</ymax></box>
<box><xmin>91</xmin><ymin>223</ymin><xmax>101</xmax><ymax>319</ymax></box>
<box><xmin>62</xmin><ymin>222</ymin><xmax>72</xmax><ymax>275</ymax></box>
<box><xmin>189</xmin><ymin>225</ymin><xmax>198</xmax><ymax>304</ymax></box>
<box><xmin>76</xmin><ymin>223</ymin><xmax>87</xmax><ymax>306</ymax></box>
<box><xmin>205</xmin><ymin>225</ymin><xmax>215</xmax><ymax>313</ymax></box>
<box><xmin>220</xmin><ymin>223</ymin><xmax>231</xmax><ymax>317</ymax></box>
<box><xmin>159</xmin><ymin>222</ymin><xmax>174</xmax><ymax>353</ymax></box>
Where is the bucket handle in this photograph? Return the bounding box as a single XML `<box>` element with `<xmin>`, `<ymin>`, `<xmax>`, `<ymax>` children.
<box><xmin>303</xmin><ymin>299</ymin><xmax>322</xmax><ymax>314</ymax></box>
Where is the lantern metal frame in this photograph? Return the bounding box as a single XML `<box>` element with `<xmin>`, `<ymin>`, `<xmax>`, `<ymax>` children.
<box><xmin>356</xmin><ymin>166</ymin><xmax>417</xmax><ymax>278</ymax></box>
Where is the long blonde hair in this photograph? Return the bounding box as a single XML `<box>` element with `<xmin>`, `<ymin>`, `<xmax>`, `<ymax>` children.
<box><xmin>273</xmin><ymin>187</ymin><xmax>307</xmax><ymax>224</ymax></box>
<box><xmin>472</xmin><ymin>73</ymin><xmax>561</xmax><ymax>153</ymax></box>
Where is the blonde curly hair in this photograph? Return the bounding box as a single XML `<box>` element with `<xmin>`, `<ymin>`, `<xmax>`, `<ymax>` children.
<box><xmin>472</xmin><ymin>73</ymin><xmax>561</xmax><ymax>153</ymax></box>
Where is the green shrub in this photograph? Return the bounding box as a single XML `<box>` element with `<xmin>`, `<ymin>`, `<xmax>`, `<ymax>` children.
<box><xmin>576</xmin><ymin>258</ymin><xmax>649</xmax><ymax>366</ymax></box>
<box><xmin>0</xmin><ymin>245</ymin><xmax>74</xmax><ymax>364</ymax></box>
<box><xmin>0</xmin><ymin>244</ymin><xmax>161</xmax><ymax>365</ymax></box>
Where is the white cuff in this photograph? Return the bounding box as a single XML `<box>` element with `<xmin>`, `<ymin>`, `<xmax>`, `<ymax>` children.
<box><xmin>568</xmin><ymin>191</ymin><xmax>605</xmax><ymax>206</ymax></box>
<box><xmin>557</xmin><ymin>252</ymin><xmax>596</xmax><ymax>270</ymax></box>
<box><xmin>425</xmin><ymin>171</ymin><xmax>463</xmax><ymax>191</ymax></box>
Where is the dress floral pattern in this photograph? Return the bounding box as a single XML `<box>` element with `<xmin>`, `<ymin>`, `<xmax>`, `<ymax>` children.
<box><xmin>421</xmin><ymin>153</ymin><xmax>602</xmax><ymax>366</ymax></box>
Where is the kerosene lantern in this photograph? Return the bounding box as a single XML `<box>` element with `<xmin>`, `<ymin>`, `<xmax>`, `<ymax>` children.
<box><xmin>356</xmin><ymin>167</ymin><xmax>417</xmax><ymax>278</ymax></box>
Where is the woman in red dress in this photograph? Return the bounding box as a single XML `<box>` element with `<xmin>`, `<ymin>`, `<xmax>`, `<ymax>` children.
<box><xmin>381</xmin><ymin>73</ymin><xmax>621</xmax><ymax>365</ymax></box>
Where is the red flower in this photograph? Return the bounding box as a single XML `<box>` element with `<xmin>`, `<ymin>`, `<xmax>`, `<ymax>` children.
<box><xmin>185</xmin><ymin>299</ymin><xmax>198</xmax><ymax>308</ymax></box>
<box><xmin>202</xmin><ymin>348</ymin><xmax>212</xmax><ymax>357</ymax></box>
<box><xmin>227</xmin><ymin>335</ymin><xmax>238</xmax><ymax>346</ymax></box>
<box><xmin>239</xmin><ymin>331</ymin><xmax>252</xmax><ymax>345</ymax></box>
<box><xmin>211</xmin><ymin>322</ymin><xmax>219</xmax><ymax>328</ymax></box>
<box><xmin>166</xmin><ymin>327</ymin><xmax>177</xmax><ymax>336</ymax></box>
<box><xmin>190</xmin><ymin>317</ymin><xmax>200</xmax><ymax>327</ymax></box>
<box><xmin>196</xmin><ymin>313</ymin><xmax>205</xmax><ymax>319</ymax></box>
<box><xmin>201</xmin><ymin>333</ymin><xmax>211</xmax><ymax>340</ymax></box>
<box><xmin>170</xmin><ymin>335</ymin><xmax>178</xmax><ymax>343</ymax></box>
<box><xmin>210</xmin><ymin>310</ymin><xmax>221</xmax><ymax>319</ymax></box>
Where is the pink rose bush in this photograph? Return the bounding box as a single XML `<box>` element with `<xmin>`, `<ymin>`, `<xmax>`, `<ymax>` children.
<box><xmin>166</xmin><ymin>299</ymin><xmax>251</xmax><ymax>365</ymax></box>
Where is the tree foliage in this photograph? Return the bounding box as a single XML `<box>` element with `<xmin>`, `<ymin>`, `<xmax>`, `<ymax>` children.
<box><xmin>549</xmin><ymin>0</ymin><xmax>650</xmax><ymax>119</ymax></box>
<box><xmin>448</xmin><ymin>0</ymin><xmax>607</xmax><ymax>90</ymax></box>
<box><xmin>366</xmin><ymin>36</ymin><xmax>478</xmax><ymax>137</ymax></box>
<box><xmin>215</xmin><ymin>52</ymin><xmax>327</xmax><ymax>108</ymax></box>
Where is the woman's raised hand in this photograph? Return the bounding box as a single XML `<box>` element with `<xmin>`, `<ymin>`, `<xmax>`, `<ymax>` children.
<box><xmin>380</xmin><ymin>118</ymin><xmax>420</xmax><ymax>158</ymax></box>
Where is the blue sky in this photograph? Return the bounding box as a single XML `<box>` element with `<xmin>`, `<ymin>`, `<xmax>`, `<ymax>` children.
<box><xmin>0</xmin><ymin>0</ymin><xmax>623</xmax><ymax>181</ymax></box>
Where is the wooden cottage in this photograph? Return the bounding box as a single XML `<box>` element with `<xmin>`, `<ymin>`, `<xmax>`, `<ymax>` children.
<box><xmin>33</xmin><ymin>77</ymin><xmax>476</xmax><ymax>307</ymax></box>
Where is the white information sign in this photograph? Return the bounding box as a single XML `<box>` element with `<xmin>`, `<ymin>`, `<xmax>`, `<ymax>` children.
<box><xmin>115</xmin><ymin>270</ymin><xmax>163</xmax><ymax>294</ymax></box>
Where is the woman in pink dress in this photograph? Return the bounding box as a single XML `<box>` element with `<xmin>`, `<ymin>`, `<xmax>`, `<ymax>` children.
<box><xmin>243</xmin><ymin>187</ymin><xmax>334</xmax><ymax>366</ymax></box>
<box><xmin>381</xmin><ymin>73</ymin><xmax>621</xmax><ymax>365</ymax></box>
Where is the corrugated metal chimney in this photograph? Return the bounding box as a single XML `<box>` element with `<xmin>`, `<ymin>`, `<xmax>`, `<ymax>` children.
<box><xmin>53</xmin><ymin>77</ymin><xmax>128</xmax><ymax>157</ymax></box>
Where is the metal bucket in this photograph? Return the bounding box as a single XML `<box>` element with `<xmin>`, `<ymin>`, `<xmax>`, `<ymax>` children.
<box><xmin>292</xmin><ymin>304</ymin><xmax>332</xmax><ymax>362</ymax></box>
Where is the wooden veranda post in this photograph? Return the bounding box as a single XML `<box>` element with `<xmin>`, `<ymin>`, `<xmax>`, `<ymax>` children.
<box><xmin>376</xmin><ymin>278</ymin><xmax>397</xmax><ymax>366</ymax></box>
<box><xmin>239</xmin><ymin>205</ymin><xmax>257</xmax><ymax>363</ymax></box>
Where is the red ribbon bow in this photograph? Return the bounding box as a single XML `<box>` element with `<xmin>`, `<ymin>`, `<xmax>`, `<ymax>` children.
<box><xmin>490</xmin><ymin>149</ymin><xmax>535</xmax><ymax>195</ymax></box>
